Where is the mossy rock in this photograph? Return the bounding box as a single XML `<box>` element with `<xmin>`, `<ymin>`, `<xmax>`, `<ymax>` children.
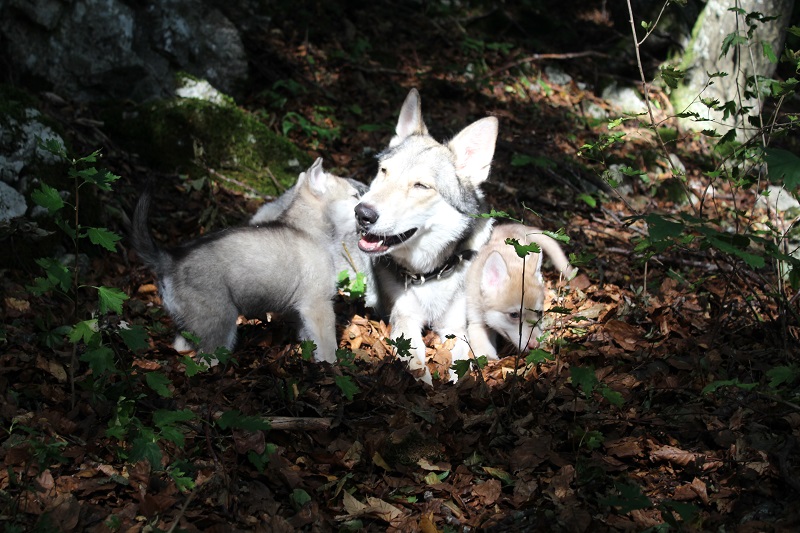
<box><xmin>103</xmin><ymin>97</ymin><xmax>309</xmax><ymax>195</ymax></box>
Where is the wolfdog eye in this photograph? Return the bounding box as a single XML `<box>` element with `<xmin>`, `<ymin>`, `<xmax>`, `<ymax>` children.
<box><xmin>413</xmin><ymin>182</ymin><xmax>430</xmax><ymax>190</ymax></box>
<box><xmin>508</xmin><ymin>311</ymin><xmax>520</xmax><ymax>320</ymax></box>
<box><xmin>380</xmin><ymin>167</ymin><xmax>387</xmax><ymax>174</ymax></box>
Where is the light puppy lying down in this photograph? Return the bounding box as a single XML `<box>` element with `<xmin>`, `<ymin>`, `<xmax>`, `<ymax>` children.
<box><xmin>466</xmin><ymin>223</ymin><xmax>575</xmax><ymax>360</ymax></box>
<box><xmin>131</xmin><ymin>158</ymin><xmax>359</xmax><ymax>363</ymax></box>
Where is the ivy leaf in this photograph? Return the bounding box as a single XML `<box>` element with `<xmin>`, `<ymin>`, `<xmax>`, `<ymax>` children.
<box><xmin>766</xmin><ymin>148</ymin><xmax>800</xmax><ymax>189</ymax></box>
<box><xmin>146</xmin><ymin>372</ymin><xmax>174</xmax><ymax>398</ymax></box>
<box><xmin>87</xmin><ymin>227</ymin><xmax>122</xmax><ymax>252</ymax></box>
<box><xmin>720</xmin><ymin>32</ymin><xmax>748</xmax><ymax>59</ymax></box>
<box><xmin>31</xmin><ymin>183</ymin><xmax>64</xmax><ymax>213</ymax></box>
<box><xmin>97</xmin><ymin>286</ymin><xmax>128</xmax><ymax>315</ymax></box>
<box><xmin>602</xmin><ymin>387</ymin><xmax>625</xmax><ymax>407</ymax></box>
<box><xmin>335</xmin><ymin>375</ymin><xmax>360</xmax><ymax>401</ymax></box>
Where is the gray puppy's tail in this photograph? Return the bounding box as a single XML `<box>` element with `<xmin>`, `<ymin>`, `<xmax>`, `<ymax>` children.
<box><xmin>131</xmin><ymin>191</ymin><xmax>170</xmax><ymax>274</ymax></box>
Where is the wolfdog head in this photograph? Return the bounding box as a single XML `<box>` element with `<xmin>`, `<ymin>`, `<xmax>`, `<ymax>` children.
<box><xmin>354</xmin><ymin>89</ymin><xmax>499</xmax><ymax>273</ymax></box>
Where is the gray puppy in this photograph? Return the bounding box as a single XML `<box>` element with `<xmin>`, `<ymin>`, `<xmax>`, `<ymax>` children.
<box><xmin>132</xmin><ymin>158</ymin><xmax>360</xmax><ymax>363</ymax></box>
<box><xmin>251</xmin><ymin>175</ymin><xmax>376</xmax><ymax>308</ymax></box>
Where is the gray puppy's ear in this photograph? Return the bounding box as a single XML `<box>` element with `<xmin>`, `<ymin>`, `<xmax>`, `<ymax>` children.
<box><xmin>389</xmin><ymin>88</ymin><xmax>428</xmax><ymax>147</ymax></box>
<box><xmin>306</xmin><ymin>157</ymin><xmax>330</xmax><ymax>196</ymax></box>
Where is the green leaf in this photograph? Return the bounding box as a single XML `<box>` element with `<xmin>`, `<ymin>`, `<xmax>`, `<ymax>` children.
<box><xmin>483</xmin><ymin>466</ymin><xmax>515</xmax><ymax>486</ymax></box>
<box><xmin>170</xmin><ymin>467</ymin><xmax>196</xmax><ymax>492</ymax></box>
<box><xmin>80</xmin><ymin>346</ymin><xmax>116</xmax><ymax>374</ymax></box>
<box><xmin>570</xmin><ymin>366</ymin><xmax>598</xmax><ymax>397</ymax></box>
<box><xmin>766</xmin><ymin>365</ymin><xmax>799</xmax><ymax>389</ymax></box>
<box><xmin>335</xmin><ymin>375</ymin><xmax>360</xmax><ymax>401</ymax></box>
<box><xmin>659</xmin><ymin>65</ymin><xmax>685</xmax><ymax>89</ymax></box>
<box><xmin>153</xmin><ymin>409</ymin><xmax>196</xmax><ymax>428</ymax></box>
<box><xmin>526</xmin><ymin>348</ymin><xmax>553</xmax><ymax>364</ymax></box>
<box><xmin>146</xmin><ymin>372</ymin><xmax>174</xmax><ymax>398</ymax></box>
<box><xmin>577</xmin><ymin>193</ymin><xmax>596</xmax><ymax>207</ymax></box>
<box><xmin>129</xmin><ymin>436</ymin><xmax>162</xmax><ymax>469</ymax></box>
<box><xmin>602</xmin><ymin>482</ymin><xmax>652</xmax><ymax>514</ymax></box>
<box><xmin>388</xmin><ymin>335</ymin><xmax>413</xmax><ymax>358</ymax></box>
<box><xmin>451</xmin><ymin>359</ymin><xmax>472</xmax><ymax>380</ymax></box>
<box><xmin>181</xmin><ymin>355</ymin><xmax>208</xmax><ymax>377</ymax></box>
<box><xmin>118</xmin><ymin>324</ymin><xmax>150</xmax><ymax>353</ymax></box>
<box><xmin>644</xmin><ymin>214</ymin><xmax>684</xmax><ymax>241</ymax></box>
<box><xmin>87</xmin><ymin>227</ymin><xmax>122</xmax><ymax>252</ymax></box>
<box><xmin>291</xmin><ymin>488</ymin><xmax>312</xmax><ymax>509</ymax></box>
<box><xmin>216</xmin><ymin>410</ymin><xmax>271</xmax><ymax>431</ymax></box>
<box><xmin>97</xmin><ymin>286</ymin><xmax>128</xmax><ymax>315</ymax></box>
<box><xmin>760</xmin><ymin>40</ymin><xmax>778</xmax><ymax>63</ymax></box>
<box><xmin>70</xmin><ymin>319</ymin><xmax>100</xmax><ymax>345</ymax></box>
<box><xmin>601</xmin><ymin>387</ymin><xmax>625</xmax><ymax>407</ymax></box>
<box><xmin>504</xmin><ymin>237</ymin><xmax>541</xmax><ymax>258</ymax></box>
<box><xmin>299</xmin><ymin>340</ymin><xmax>316</xmax><ymax>361</ymax></box>
<box><xmin>159</xmin><ymin>426</ymin><xmax>186</xmax><ymax>447</ymax></box>
<box><xmin>720</xmin><ymin>32</ymin><xmax>748</xmax><ymax>59</ymax></box>
<box><xmin>248</xmin><ymin>445</ymin><xmax>277</xmax><ymax>472</ymax></box>
<box><xmin>702</xmin><ymin>379</ymin><xmax>758</xmax><ymax>395</ymax></box>
<box><xmin>31</xmin><ymin>183</ymin><xmax>65</xmax><ymax>213</ymax></box>
<box><xmin>766</xmin><ymin>148</ymin><xmax>800</xmax><ymax>189</ymax></box>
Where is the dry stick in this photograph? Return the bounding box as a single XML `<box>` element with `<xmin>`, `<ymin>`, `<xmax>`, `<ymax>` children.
<box><xmin>206</xmin><ymin>167</ymin><xmax>265</xmax><ymax>198</ymax></box>
<box><xmin>264</xmin><ymin>166</ymin><xmax>287</xmax><ymax>194</ymax></box>
<box><xmin>483</xmin><ymin>50</ymin><xmax>609</xmax><ymax>80</ymax></box>
<box><xmin>267</xmin><ymin>416</ymin><xmax>333</xmax><ymax>431</ymax></box>
<box><xmin>167</xmin><ymin>486</ymin><xmax>198</xmax><ymax>533</ymax></box>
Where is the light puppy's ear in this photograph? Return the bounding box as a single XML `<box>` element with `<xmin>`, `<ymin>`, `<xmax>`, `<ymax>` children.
<box><xmin>389</xmin><ymin>88</ymin><xmax>428</xmax><ymax>147</ymax></box>
<box><xmin>481</xmin><ymin>251</ymin><xmax>509</xmax><ymax>292</ymax></box>
<box><xmin>448</xmin><ymin>116</ymin><xmax>499</xmax><ymax>186</ymax></box>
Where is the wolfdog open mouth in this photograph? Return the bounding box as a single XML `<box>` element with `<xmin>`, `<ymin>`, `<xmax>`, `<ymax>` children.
<box><xmin>358</xmin><ymin>228</ymin><xmax>417</xmax><ymax>253</ymax></box>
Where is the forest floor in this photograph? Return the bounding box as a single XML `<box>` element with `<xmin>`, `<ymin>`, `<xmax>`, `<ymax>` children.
<box><xmin>2</xmin><ymin>2</ymin><xmax>800</xmax><ymax>532</ymax></box>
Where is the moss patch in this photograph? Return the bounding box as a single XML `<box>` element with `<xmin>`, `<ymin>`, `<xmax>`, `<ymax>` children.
<box><xmin>103</xmin><ymin>97</ymin><xmax>309</xmax><ymax>195</ymax></box>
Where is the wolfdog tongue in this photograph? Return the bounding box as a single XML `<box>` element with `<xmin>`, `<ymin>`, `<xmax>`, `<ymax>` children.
<box><xmin>358</xmin><ymin>234</ymin><xmax>389</xmax><ymax>253</ymax></box>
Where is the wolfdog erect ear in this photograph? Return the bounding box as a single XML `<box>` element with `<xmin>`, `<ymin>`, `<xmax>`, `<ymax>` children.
<box><xmin>389</xmin><ymin>88</ymin><xmax>429</xmax><ymax>147</ymax></box>
<box><xmin>448</xmin><ymin>116</ymin><xmax>499</xmax><ymax>186</ymax></box>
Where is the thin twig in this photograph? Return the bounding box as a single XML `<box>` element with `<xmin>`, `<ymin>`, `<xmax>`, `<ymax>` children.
<box><xmin>167</xmin><ymin>486</ymin><xmax>198</xmax><ymax>533</ymax></box>
<box><xmin>483</xmin><ymin>51</ymin><xmax>609</xmax><ymax>80</ymax></box>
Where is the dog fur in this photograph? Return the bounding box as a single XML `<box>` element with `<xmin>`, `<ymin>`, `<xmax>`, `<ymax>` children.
<box><xmin>466</xmin><ymin>223</ymin><xmax>575</xmax><ymax>359</ymax></box>
<box><xmin>354</xmin><ymin>88</ymin><xmax>498</xmax><ymax>383</ymax></box>
<box><xmin>131</xmin><ymin>158</ymin><xmax>358</xmax><ymax>363</ymax></box>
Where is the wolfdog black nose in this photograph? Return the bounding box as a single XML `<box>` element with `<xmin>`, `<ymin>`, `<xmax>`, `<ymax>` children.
<box><xmin>354</xmin><ymin>203</ymin><xmax>378</xmax><ymax>227</ymax></box>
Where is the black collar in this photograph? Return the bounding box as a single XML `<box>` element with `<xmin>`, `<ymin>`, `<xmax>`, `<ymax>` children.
<box><xmin>388</xmin><ymin>248</ymin><xmax>477</xmax><ymax>288</ymax></box>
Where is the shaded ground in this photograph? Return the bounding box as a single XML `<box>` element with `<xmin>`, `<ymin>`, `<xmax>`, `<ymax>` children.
<box><xmin>2</xmin><ymin>2</ymin><xmax>800</xmax><ymax>532</ymax></box>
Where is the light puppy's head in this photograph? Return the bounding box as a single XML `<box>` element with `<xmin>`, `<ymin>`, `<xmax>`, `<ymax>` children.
<box><xmin>354</xmin><ymin>88</ymin><xmax>498</xmax><ymax>272</ymax></box>
<box><xmin>480</xmin><ymin>248</ymin><xmax>547</xmax><ymax>352</ymax></box>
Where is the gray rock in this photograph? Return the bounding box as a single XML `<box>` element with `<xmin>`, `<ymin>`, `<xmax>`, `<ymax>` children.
<box><xmin>0</xmin><ymin>181</ymin><xmax>27</xmax><ymax>222</ymax></box>
<box><xmin>0</xmin><ymin>108</ymin><xmax>66</xmax><ymax>184</ymax></box>
<box><xmin>602</xmin><ymin>82</ymin><xmax>647</xmax><ymax>114</ymax></box>
<box><xmin>544</xmin><ymin>65</ymin><xmax>572</xmax><ymax>86</ymax></box>
<box><xmin>0</xmin><ymin>0</ymin><xmax>249</xmax><ymax>102</ymax></box>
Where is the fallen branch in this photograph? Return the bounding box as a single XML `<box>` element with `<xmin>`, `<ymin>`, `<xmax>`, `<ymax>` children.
<box><xmin>483</xmin><ymin>50</ymin><xmax>609</xmax><ymax>80</ymax></box>
<box><xmin>267</xmin><ymin>416</ymin><xmax>333</xmax><ymax>431</ymax></box>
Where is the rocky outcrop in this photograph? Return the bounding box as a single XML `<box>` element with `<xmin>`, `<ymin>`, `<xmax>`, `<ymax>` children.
<box><xmin>0</xmin><ymin>0</ymin><xmax>251</xmax><ymax>102</ymax></box>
